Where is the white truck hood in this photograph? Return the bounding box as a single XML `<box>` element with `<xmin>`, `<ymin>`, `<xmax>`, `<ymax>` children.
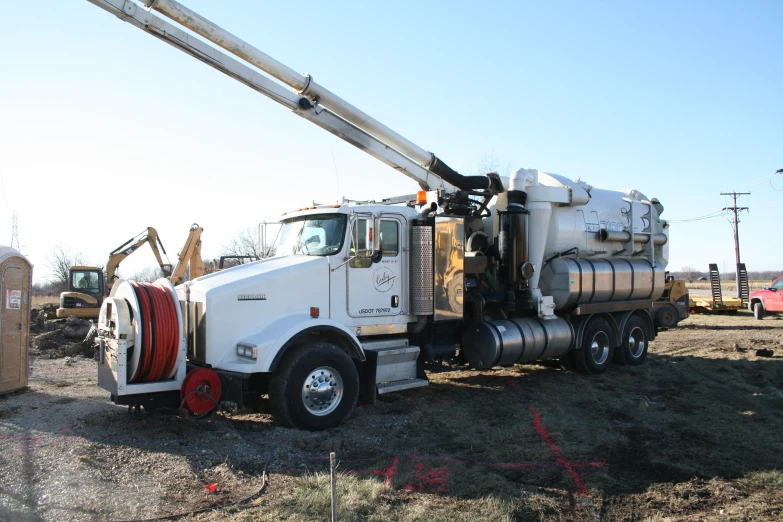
<box><xmin>177</xmin><ymin>255</ymin><xmax>332</xmax><ymax>368</ymax></box>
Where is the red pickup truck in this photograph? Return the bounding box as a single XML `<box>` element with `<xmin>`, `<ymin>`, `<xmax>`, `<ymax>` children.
<box><xmin>749</xmin><ymin>276</ymin><xmax>783</xmax><ymax>319</ymax></box>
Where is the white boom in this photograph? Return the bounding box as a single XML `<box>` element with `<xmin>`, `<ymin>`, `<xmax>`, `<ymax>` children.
<box><xmin>86</xmin><ymin>0</ymin><xmax>499</xmax><ymax>195</ymax></box>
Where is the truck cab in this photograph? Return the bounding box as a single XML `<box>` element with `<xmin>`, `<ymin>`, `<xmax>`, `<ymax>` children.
<box><xmin>176</xmin><ymin>204</ymin><xmax>421</xmax><ymax>430</ymax></box>
<box><xmin>57</xmin><ymin>266</ymin><xmax>105</xmax><ymax>319</ymax></box>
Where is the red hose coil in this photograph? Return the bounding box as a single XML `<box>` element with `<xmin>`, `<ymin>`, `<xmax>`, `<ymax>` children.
<box><xmin>129</xmin><ymin>281</ymin><xmax>179</xmax><ymax>383</ymax></box>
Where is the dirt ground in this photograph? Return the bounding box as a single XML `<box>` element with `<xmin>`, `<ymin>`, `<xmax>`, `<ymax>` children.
<box><xmin>1</xmin><ymin>311</ymin><xmax>782</xmax><ymax>521</ymax></box>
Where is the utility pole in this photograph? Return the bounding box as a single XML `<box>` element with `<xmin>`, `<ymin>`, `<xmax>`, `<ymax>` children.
<box><xmin>720</xmin><ymin>192</ymin><xmax>749</xmax><ymax>297</ymax></box>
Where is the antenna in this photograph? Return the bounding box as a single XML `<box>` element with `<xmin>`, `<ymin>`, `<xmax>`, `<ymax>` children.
<box><xmin>10</xmin><ymin>209</ymin><xmax>19</xmax><ymax>250</ymax></box>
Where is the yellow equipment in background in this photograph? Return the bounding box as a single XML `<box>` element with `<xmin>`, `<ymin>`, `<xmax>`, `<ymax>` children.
<box><xmin>653</xmin><ymin>275</ymin><xmax>690</xmax><ymax>327</ymax></box>
<box><xmin>688</xmin><ymin>263</ymin><xmax>748</xmax><ymax>314</ymax></box>
<box><xmin>56</xmin><ymin>225</ymin><xmax>206</xmax><ymax>319</ymax></box>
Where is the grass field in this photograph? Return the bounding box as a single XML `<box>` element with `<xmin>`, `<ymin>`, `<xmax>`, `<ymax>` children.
<box><xmin>31</xmin><ymin>295</ymin><xmax>60</xmax><ymax>307</ymax></box>
<box><xmin>686</xmin><ymin>280</ymin><xmax>772</xmax><ymax>291</ymax></box>
<box><xmin>4</xmin><ymin>311</ymin><xmax>781</xmax><ymax>521</ymax></box>
<box><xmin>235</xmin><ymin>312</ymin><xmax>783</xmax><ymax>521</ymax></box>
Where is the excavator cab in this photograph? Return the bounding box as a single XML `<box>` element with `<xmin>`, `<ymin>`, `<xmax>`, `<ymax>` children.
<box><xmin>56</xmin><ymin>266</ymin><xmax>105</xmax><ymax>319</ymax></box>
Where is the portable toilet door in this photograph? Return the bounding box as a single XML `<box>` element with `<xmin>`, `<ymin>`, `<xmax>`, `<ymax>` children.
<box><xmin>0</xmin><ymin>246</ymin><xmax>32</xmax><ymax>394</ymax></box>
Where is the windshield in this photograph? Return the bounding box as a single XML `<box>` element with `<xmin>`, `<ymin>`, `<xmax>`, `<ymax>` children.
<box><xmin>268</xmin><ymin>214</ymin><xmax>347</xmax><ymax>257</ymax></box>
<box><xmin>72</xmin><ymin>270</ymin><xmax>101</xmax><ymax>291</ymax></box>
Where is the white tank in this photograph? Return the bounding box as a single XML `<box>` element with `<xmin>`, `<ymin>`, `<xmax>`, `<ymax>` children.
<box><xmin>505</xmin><ymin>169</ymin><xmax>669</xmax><ymax>301</ymax></box>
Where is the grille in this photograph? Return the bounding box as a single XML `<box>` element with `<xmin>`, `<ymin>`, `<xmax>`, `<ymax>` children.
<box><xmin>185</xmin><ymin>300</ymin><xmax>207</xmax><ymax>362</ymax></box>
<box><xmin>410</xmin><ymin>226</ymin><xmax>434</xmax><ymax>315</ymax></box>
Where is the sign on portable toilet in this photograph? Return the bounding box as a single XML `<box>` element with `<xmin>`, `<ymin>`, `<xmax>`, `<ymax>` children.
<box><xmin>0</xmin><ymin>246</ymin><xmax>32</xmax><ymax>394</ymax></box>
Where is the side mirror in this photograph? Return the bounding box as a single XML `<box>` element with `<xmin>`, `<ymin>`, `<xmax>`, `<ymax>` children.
<box><xmin>346</xmin><ymin>215</ymin><xmax>381</xmax><ymax>263</ymax></box>
<box><xmin>372</xmin><ymin>216</ymin><xmax>381</xmax><ymax>255</ymax></box>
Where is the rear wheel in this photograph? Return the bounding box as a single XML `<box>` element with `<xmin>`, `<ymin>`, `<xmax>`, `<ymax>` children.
<box><xmin>269</xmin><ymin>342</ymin><xmax>359</xmax><ymax>431</ymax></box>
<box><xmin>614</xmin><ymin>315</ymin><xmax>650</xmax><ymax>366</ymax></box>
<box><xmin>753</xmin><ymin>302</ymin><xmax>765</xmax><ymax>320</ymax></box>
<box><xmin>569</xmin><ymin>317</ymin><xmax>614</xmax><ymax>375</ymax></box>
<box><xmin>656</xmin><ymin>305</ymin><xmax>679</xmax><ymax>328</ymax></box>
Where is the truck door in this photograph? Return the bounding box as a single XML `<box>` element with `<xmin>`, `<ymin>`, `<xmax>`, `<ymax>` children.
<box><xmin>764</xmin><ymin>278</ymin><xmax>783</xmax><ymax>312</ymax></box>
<box><xmin>347</xmin><ymin>215</ymin><xmax>404</xmax><ymax>318</ymax></box>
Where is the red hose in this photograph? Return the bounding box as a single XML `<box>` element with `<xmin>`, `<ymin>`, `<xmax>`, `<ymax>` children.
<box><xmin>129</xmin><ymin>281</ymin><xmax>179</xmax><ymax>383</ymax></box>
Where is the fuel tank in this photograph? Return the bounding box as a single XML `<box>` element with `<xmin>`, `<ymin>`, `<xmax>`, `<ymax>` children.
<box><xmin>462</xmin><ymin>316</ymin><xmax>574</xmax><ymax>369</ymax></box>
<box><xmin>539</xmin><ymin>257</ymin><xmax>665</xmax><ymax>310</ymax></box>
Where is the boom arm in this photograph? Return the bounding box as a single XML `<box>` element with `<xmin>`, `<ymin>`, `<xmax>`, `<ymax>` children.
<box><xmin>107</xmin><ymin>227</ymin><xmax>173</xmax><ymax>289</ymax></box>
<box><xmin>86</xmin><ymin>0</ymin><xmax>501</xmax><ymax>196</ymax></box>
<box><xmin>169</xmin><ymin>224</ymin><xmax>205</xmax><ymax>286</ymax></box>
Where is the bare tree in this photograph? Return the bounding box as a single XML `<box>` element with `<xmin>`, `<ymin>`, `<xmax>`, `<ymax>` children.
<box><xmin>472</xmin><ymin>152</ymin><xmax>512</xmax><ymax>177</ymax></box>
<box><xmin>128</xmin><ymin>265</ymin><xmax>167</xmax><ymax>283</ymax></box>
<box><xmin>46</xmin><ymin>245</ymin><xmax>89</xmax><ymax>291</ymax></box>
<box><xmin>222</xmin><ymin>227</ymin><xmax>261</xmax><ymax>259</ymax></box>
<box><xmin>680</xmin><ymin>266</ymin><xmax>698</xmax><ymax>283</ymax></box>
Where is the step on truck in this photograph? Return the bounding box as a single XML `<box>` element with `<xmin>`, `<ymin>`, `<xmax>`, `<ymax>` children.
<box><xmin>89</xmin><ymin>0</ymin><xmax>671</xmax><ymax>430</ymax></box>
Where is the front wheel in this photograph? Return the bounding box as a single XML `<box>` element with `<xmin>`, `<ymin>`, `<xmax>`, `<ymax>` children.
<box><xmin>656</xmin><ymin>305</ymin><xmax>679</xmax><ymax>328</ymax></box>
<box><xmin>269</xmin><ymin>342</ymin><xmax>359</xmax><ymax>431</ymax></box>
<box><xmin>753</xmin><ymin>302</ymin><xmax>765</xmax><ymax>320</ymax></box>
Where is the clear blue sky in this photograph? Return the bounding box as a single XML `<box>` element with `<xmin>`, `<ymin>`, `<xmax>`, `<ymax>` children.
<box><xmin>0</xmin><ymin>0</ymin><xmax>781</xmax><ymax>281</ymax></box>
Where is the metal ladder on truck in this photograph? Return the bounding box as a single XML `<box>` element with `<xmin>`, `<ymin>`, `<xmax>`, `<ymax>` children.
<box><xmin>737</xmin><ymin>263</ymin><xmax>749</xmax><ymax>307</ymax></box>
<box><xmin>709</xmin><ymin>264</ymin><xmax>724</xmax><ymax>308</ymax></box>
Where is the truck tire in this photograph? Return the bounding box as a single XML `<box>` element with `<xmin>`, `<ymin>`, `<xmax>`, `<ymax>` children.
<box><xmin>613</xmin><ymin>315</ymin><xmax>649</xmax><ymax>366</ymax></box>
<box><xmin>568</xmin><ymin>317</ymin><xmax>614</xmax><ymax>375</ymax></box>
<box><xmin>656</xmin><ymin>305</ymin><xmax>679</xmax><ymax>328</ymax></box>
<box><xmin>269</xmin><ymin>342</ymin><xmax>359</xmax><ymax>431</ymax></box>
<box><xmin>753</xmin><ymin>302</ymin><xmax>765</xmax><ymax>320</ymax></box>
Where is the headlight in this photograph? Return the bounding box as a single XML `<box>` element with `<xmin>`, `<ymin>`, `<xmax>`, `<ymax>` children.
<box><xmin>236</xmin><ymin>343</ymin><xmax>258</xmax><ymax>360</ymax></box>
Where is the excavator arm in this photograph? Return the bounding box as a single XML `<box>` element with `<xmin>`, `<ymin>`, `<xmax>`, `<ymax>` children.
<box><xmin>169</xmin><ymin>224</ymin><xmax>206</xmax><ymax>286</ymax></box>
<box><xmin>106</xmin><ymin>227</ymin><xmax>173</xmax><ymax>289</ymax></box>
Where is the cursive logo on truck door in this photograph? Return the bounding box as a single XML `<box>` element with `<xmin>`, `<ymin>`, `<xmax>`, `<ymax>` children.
<box><xmin>373</xmin><ymin>266</ymin><xmax>396</xmax><ymax>292</ymax></box>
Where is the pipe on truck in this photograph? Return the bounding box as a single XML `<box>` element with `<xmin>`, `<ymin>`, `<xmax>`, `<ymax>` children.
<box><xmin>598</xmin><ymin>230</ymin><xmax>667</xmax><ymax>245</ymax></box>
<box><xmin>139</xmin><ymin>0</ymin><xmax>492</xmax><ymax>192</ymax></box>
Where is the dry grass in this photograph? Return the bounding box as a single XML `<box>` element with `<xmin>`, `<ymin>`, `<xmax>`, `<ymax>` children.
<box><xmin>11</xmin><ymin>310</ymin><xmax>783</xmax><ymax>521</ymax></box>
<box><xmin>32</xmin><ymin>295</ymin><xmax>59</xmax><ymax>306</ymax></box>
<box><xmin>686</xmin><ymin>280</ymin><xmax>769</xmax><ymax>292</ymax></box>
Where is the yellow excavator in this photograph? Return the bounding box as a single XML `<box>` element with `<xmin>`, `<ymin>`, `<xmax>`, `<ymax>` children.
<box><xmin>170</xmin><ymin>224</ymin><xmax>206</xmax><ymax>285</ymax></box>
<box><xmin>56</xmin><ymin>225</ymin><xmax>206</xmax><ymax>319</ymax></box>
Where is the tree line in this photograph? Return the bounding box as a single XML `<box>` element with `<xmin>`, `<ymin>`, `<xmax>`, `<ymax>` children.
<box><xmin>34</xmin><ymin>227</ymin><xmax>263</xmax><ymax>295</ymax></box>
<box><xmin>671</xmin><ymin>267</ymin><xmax>782</xmax><ymax>283</ymax></box>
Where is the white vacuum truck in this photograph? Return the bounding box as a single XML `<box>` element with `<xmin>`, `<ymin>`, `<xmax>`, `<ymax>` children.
<box><xmin>90</xmin><ymin>0</ymin><xmax>670</xmax><ymax>430</ymax></box>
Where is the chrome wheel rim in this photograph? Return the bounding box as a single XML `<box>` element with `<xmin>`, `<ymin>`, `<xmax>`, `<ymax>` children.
<box><xmin>590</xmin><ymin>332</ymin><xmax>610</xmax><ymax>365</ymax></box>
<box><xmin>627</xmin><ymin>327</ymin><xmax>645</xmax><ymax>358</ymax></box>
<box><xmin>301</xmin><ymin>366</ymin><xmax>343</xmax><ymax>416</ymax></box>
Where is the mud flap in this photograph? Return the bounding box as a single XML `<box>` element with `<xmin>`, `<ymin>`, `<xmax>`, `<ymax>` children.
<box><xmin>359</xmin><ymin>350</ymin><xmax>378</xmax><ymax>405</ymax></box>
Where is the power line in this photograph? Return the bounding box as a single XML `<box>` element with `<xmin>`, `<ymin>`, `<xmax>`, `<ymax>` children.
<box><xmin>666</xmin><ymin>210</ymin><xmax>725</xmax><ymax>223</ymax></box>
<box><xmin>771</xmin><ymin>168</ymin><xmax>783</xmax><ymax>191</ymax></box>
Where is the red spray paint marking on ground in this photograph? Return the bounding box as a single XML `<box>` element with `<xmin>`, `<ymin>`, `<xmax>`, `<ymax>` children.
<box><xmin>371</xmin><ymin>455</ymin><xmax>399</xmax><ymax>487</ymax></box>
<box><xmin>58</xmin><ymin>425</ymin><xmax>72</xmax><ymax>434</ymax></box>
<box><xmin>403</xmin><ymin>461</ymin><xmax>450</xmax><ymax>494</ymax></box>
<box><xmin>508</xmin><ymin>379</ymin><xmax>589</xmax><ymax>496</ymax></box>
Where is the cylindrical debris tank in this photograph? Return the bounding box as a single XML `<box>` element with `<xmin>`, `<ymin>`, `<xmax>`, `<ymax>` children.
<box><xmin>0</xmin><ymin>246</ymin><xmax>32</xmax><ymax>394</ymax></box>
<box><xmin>462</xmin><ymin>316</ymin><xmax>574</xmax><ymax>369</ymax></box>
<box><xmin>539</xmin><ymin>257</ymin><xmax>665</xmax><ymax>311</ymax></box>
